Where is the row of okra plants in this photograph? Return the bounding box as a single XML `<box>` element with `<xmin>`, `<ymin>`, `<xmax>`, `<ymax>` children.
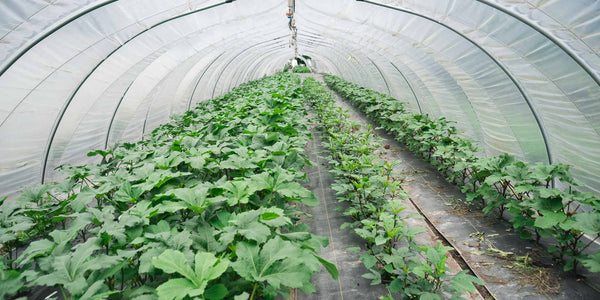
<box><xmin>302</xmin><ymin>77</ymin><xmax>481</xmax><ymax>300</ymax></box>
<box><xmin>323</xmin><ymin>74</ymin><xmax>600</xmax><ymax>273</ymax></box>
<box><xmin>0</xmin><ymin>73</ymin><xmax>338</xmax><ymax>300</ymax></box>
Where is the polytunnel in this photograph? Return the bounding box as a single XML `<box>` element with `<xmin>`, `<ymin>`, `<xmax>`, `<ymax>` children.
<box><xmin>1</xmin><ymin>0</ymin><xmax>599</xmax><ymax>299</ymax></box>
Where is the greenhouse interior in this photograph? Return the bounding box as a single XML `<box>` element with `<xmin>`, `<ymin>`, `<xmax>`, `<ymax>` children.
<box><xmin>1</xmin><ymin>0</ymin><xmax>599</xmax><ymax>299</ymax></box>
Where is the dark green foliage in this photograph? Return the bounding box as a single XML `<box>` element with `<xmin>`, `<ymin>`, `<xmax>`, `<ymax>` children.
<box><xmin>0</xmin><ymin>73</ymin><xmax>336</xmax><ymax>299</ymax></box>
<box><xmin>303</xmin><ymin>77</ymin><xmax>482</xmax><ymax>299</ymax></box>
<box><xmin>324</xmin><ymin>74</ymin><xmax>600</xmax><ymax>274</ymax></box>
<box><xmin>292</xmin><ymin>65</ymin><xmax>311</xmax><ymax>73</ymax></box>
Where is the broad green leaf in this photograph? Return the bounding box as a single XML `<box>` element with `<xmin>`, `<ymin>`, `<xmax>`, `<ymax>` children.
<box><xmin>153</xmin><ymin>250</ymin><xmax>230</xmax><ymax>300</ymax></box>
<box><xmin>277</xmin><ymin>182</ymin><xmax>319</xmax><ymax>206</ymax></box>
<box><xmin>16</xmin><ymin>238</ymin><xmax>55</xmax><ymax>266</ymax></box>
<box><xmin>193</xmin><ymin>224</ymin><xmax>226</xmax><ymax>253</ymax></box>
<box><xmin>572</xmin><ymin>212</ymin><xmax>600</xmax><ymax>235</ymax></box>
<box><xmin>0</xmin><ymin>266</ymin><xmax>24</xmax><ymax>298</ymax></box>
<box><xmin>450</xmin><ymin>270</ymin><xmax>483</xmax><ymax>292</ymax></box>
<box><xmin>222</xmin><ymin>180</ymin><xmax>252</xmax><ymax>206</ymax></box>
<box><xmin>389</xmin><ymin>278</ymin><xmax>404</xmax><ymax>293</ymax></box>
<box><xmin>114</xmin><ymin>181</ymin><xmax>144</xmax><ymax>203</ymax></box>
<box><xmin>152</xmin><ymin>249</ymin><xmax>191</xmax><ymax>275</ymax></box>
<box><xmin>161</xmin><ymin>187</ymin><xmax>219</xmax><ymax>214</ymax></box>
<box><xmin>360</xmin><ymin>253</ymin><xmax>377</xmax><ymax>269</ymax></box>
<box><xmin>231</xmin><ymin>237</ymin><xmax>309</xmax><ymax>289</ymax></box>
<box><xmin>259</xmin><ymin>208</ymin><xmax>291</xmax><ymax>227</ymax></box>
<box><xmin>156</xmin><ymin>278</ymin><xmax>201</xmax><ymax>300</ymax></box>
<box><xmin>220</xmin><ymin>210</ymin><xmax>272</xmax><ymax>244</ymax></box>
<box><xmin>580</xmin><ymin>253</ymin><xmax>600</xmax><ymax>272</ymax></box>
<box><xmin>205</xmin><ymin>284</ymin><xmax>228</xmax><ymax>300</ymax></box>
<box><xmin>31</xmin><ymin>238</ymin><xmax>120</xmax><ymax>296</ymax></box>
<box><xmin>234</xmin><ymin>292</ymin><xmax>250</xmax><ymax>300</ymax></box>
<box><xmin>533</xmin><ymin>211</ymin><xmax>567</xmax><ymax>229</ymax></box>
<box><xmin>71</xmin><ymin>186</ymin><xmax>97</xmax><ymax>212</ymax></box>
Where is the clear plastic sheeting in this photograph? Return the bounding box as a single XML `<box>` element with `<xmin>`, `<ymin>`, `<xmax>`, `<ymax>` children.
<box><xmin>0</xmin><ymin>0</ymin><xmax>599</xmax><ymax>197</ymax></box>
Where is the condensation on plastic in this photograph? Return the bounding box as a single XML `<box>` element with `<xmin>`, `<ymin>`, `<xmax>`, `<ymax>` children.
<box><xmin>0</xmin><ymin>0</ymin><xmax>599</xmax><ymax>198</ymax></box>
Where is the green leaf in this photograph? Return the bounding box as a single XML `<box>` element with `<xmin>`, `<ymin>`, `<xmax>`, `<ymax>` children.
<box><xmin>572</xmin><ymin>212</ymin><xmax>600</xmax><ymax>235</ymax></box>
<box><xmin>0</xmin><ymin>266</ymin><xmax>24</xmax><ymax>298</ymax></box>
<box><xmin>31</xmin><ymin>238</ymin><xmax>118</xmax><ymax>296</ymax></box>
<box><xmin>222</xmin><ymin>180</ymin><xmax>252</xmax><ymax>206</ymax></box>
<box><xmin>160</xmin><ymin>187</ymin><xmax>218</xmax><ymax>214</ymax></box>
<box><xmin>534</xmin><ymin>211</ymin><xmax>567</xmax><ymax>229</ymax></box>
<box><xmin>205</xmin><ymin>284</ymin><xmax>228</xmax><ymax>300</ymax></box>
<box><xmin>152</xmin><ymin>249</ymin><xmax>191</xmax><ymax>275</ymax></box>
<box><xmin>419</xmin><ymin>292</ymin><xmax>442</xmax><ymax>300</ymax></box>
<box><xmin>259</xmin><ymin>208</ymin><xmax>291</xmax><ymax>227</ymax></box>
<box><xmin>360</xmin><ymin>253</ymin><xmax>377</xmax><ymax>269</ymax></box>
<box><xmin>71</xmin><ymin>187</ymin><xmax>97</xmax><ymax>212</ymax></box>
<box><xmin>220</xmin><ymin>210</ymin><xmax>272</xmax><ymax>244</ymax></box>
<box><xmin>16</xmin><ymin>238</ymin><xmax>55</xmax><ymax>266</ymax></box>
<box><xmin>580</xmin><ymin>253</ymin><xmax>600</xmax><ymax>272</ymax></box>
<box><xmin>450</xmin><ymin>270</ymin><xmax>483</xmax><ymax>292</ymax></box>
<box><xmin>153</xmin><ymin>250</ymin><xmax>230</xmax><ymax>300</ymax></box>
<box><xmin>156</xmin><ymin>278</ymin><xmax>201</xmax><ymax>300</ymax></box>
<box><xmin>375</xmin><ymin>235</ymin><xmax>387</xmax><ymax>246</ymax></box>
<box><xmin>234</xmin><ymin>292</ymin><xmax>250</xmax><ymax>300</ymax></box>
<box><xmin>231</xmin><ymin>237</ymin><xmax>310</xmax><ymax>289</ymax></box>
<box><xmin>277</xmin><ymin>182</ymin><xmax>319</xmax><ymax>206</ymax></box>
<box><xmin>389</xmin><ymin>278</ymin><xmax>404</xmax><ymax>293</ymax></box>
<box><xmin>114</xmin><ymin>181</ymin><xmax>144</xmax><ymax>203</ymax></box>
<box><xmin>314</xmin><ymin>255</ymin><xmax>339</xmax><ymax>280</ymax></box>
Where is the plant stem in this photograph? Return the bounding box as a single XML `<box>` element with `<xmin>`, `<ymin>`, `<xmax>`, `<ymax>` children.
<box><xmin>60</xmin><ymin>285</ymin><xmax>68</xmax><ymax>300</ymax></box>
<box><xmin>249</xmin><ymin>283</ymin><xmax>259</xmax><ymax>300</ymax></box>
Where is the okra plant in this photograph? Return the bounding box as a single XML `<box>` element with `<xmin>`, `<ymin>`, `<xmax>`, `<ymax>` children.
<box><xmin>324</xmin><ymin>74</ymin><xmax>600</xmax><ymax>273</ymax></box>
<box><xmin>0</xmin><ymin>73</ymin><xmax>337</xmax><ymax>299</ymax></box>
<box><xmin>303</xmin><ymin>77</ymin><xmax>481</xmax><ymax>299</ymax></box>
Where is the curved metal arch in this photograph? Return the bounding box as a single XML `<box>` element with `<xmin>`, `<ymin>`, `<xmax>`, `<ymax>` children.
<box><xmin>225</xmin><ymin>44</ymin><xmax>287</xmax><ymax>91</ymax></box>
<box><xmin>139</xmin><ymin>49</ymin><xmax>221</xmax><ymax>139</ymax></box>
<box><xmin>355</xmin><ymin>0</ymin><xmax>552</xmax><ymax>165</ymax></box>
<box><xmin>300</xmin><ymin>49</ymin><xmax>346</xmax><ymax>77</ymax></box>
<box><xmin>246</xmin><ymin>51</ymin><xmax>289</xmax><ymax>82</ymax></box>
<box><xmin>109</xmin><ymin>50</ymin><xmax>225</xmax><ymax>148</ymax></box>
<box><xmin>389</xmin><ymin>62</ymin><xmax>422</xmax><ymax>114</ymax></box>
<box><xmin>210</xmin><ymin>35</ymin><xmax>288</xmax><ymax>98</ymax></box>
<box><xmin>0</xmin><ymin>0</ymin><xmax>119</xmax><ymax>77</ymax></box>
<box><xmin>187</xmin><ymin>52</ymin><xmax>226</xmax><ymax>110</ymax></box>
<box><xmin>299</xmin><ymin>30</ymin><xmax>376</xmax><ymax>83</ymax></box>
<box><xmin>105</xmin><ymin>80</ymin><xmax>135</xmax><ymax>148</ymax></box>
<box><xmin>232</xmin><ymin>47</ymin><xmax>287</xmax><ymax>90</ymax></box>
<box><xmin>127</xmin><ymin>39</ymin><xmax>286</xmax><ymax>142</ymax></box>
<box><xmin>113</xmin><ymin>36</ymin><xmax>284</xmax><ymax>146</ymax></box>
<box><xmin>366</xmin><ymin>57</ymin><xmax>391</xmax><ymax>95</ymax></box>
<box><xmin>300</xmin><ymin>24</ymin><xmax>472</xmax><ymax>122</ymax></box>
<box><xmin>301</xmin><ymin>38</ymin><xmax>374</xmax><ymax>86</ymax></box>
<box><xmin>303</xmin><ymin>44</ymin><xmax>365</xmax><ymax>83</ymax></box>
<box><xmin>474</xmin><ymin>0</ymin><xmax>600</xmax><ymax>87</ymax></box>
<box><xmin>41</xmin><ymin>0</ymin><xmax>235</xmax><ymax>183</ymax></box>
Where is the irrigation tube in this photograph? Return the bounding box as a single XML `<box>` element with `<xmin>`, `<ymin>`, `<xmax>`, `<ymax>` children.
<box><xmin>355</xmin><ymin>0</ymin><xmax>553</xmax><ymax>167</ymax></box>
<box><xmin>41</xmin><ymin>0</ymin><xmax>236</xmax><ymax>183</ymax></box>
